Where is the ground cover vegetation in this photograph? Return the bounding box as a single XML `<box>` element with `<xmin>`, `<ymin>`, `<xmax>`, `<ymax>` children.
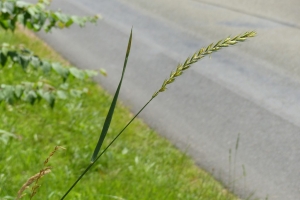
<box><xmin>0</xmin><ymin>0</ymin><xmax>256</xmax><ymax>199</ymax></box>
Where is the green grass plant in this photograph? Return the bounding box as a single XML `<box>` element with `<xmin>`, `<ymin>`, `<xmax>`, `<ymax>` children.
<box><xmin>61</xmin><ymin>29</ymin><xmax>255</xmax><ymax>199</ymax></box>
<box><xmin>0</xmin><ymin>28</ymin><xmax>241</xmax><ymax>200</ymax></box>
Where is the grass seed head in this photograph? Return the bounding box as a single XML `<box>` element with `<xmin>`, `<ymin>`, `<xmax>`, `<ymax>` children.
<box><xmin>16</xmin><ymin>168</ymin><xmax>51</xmax><ymax>199</ymax></box>
<box><xmin>16</xmin><ymin>146</ymin><xmax>65</xmax><ymax>199</ymax></box>
<box><xmin>152</xmin><ymin>31</ymin><xmax>256</xmax><ymax>98</ymax></box>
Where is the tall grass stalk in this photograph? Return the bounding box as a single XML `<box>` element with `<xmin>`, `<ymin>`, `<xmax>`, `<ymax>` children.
<box><xmin>60</xmin><ymin>30</ymin><xmax>256</xmax><ymax>199</ymax></box>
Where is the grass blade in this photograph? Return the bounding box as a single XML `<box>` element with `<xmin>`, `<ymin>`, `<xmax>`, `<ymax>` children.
<box><xmin>60</xmin><ymin>29</ymin><xmax>133</xmax><ymax>200</ymax></box>
<box><xmin>91</xmin><ymin>29</ymin><xmax>132</xmax><ymax>162</ymax></box>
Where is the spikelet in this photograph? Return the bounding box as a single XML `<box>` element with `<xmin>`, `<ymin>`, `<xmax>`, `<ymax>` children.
<box><xmin>152</xmin><ymin>31</ymin><xmax>256</xmax><ymax>98</ymax></box>
<box><xmin>16</xmin><ymin>168</ymin><xmax>51</xmax><ymax>199</ymax></box>
<box><xmin>16</xmin><ymin>146</ymin><xmax>65</xmax><ymax>199</ymax></box>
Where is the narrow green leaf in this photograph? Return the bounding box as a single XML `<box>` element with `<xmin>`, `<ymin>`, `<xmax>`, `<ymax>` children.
<box><xmin>91</xmin><ymin>29</ymin><xmax>132</xmax><ymax>162</ymax></box>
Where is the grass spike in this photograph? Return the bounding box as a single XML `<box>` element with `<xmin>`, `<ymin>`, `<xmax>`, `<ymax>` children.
<box><xmin>17</xmin><ymin>168</ymin><xmax>51</xmax><ymax>200</ymax></box>
<box><xmin>152</xmin><ymin>31</ymin><xmax>256</xmax><ymax>98</ymax></box>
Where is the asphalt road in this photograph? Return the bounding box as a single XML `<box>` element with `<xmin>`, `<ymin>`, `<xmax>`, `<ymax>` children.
<box><xmin>33</xmin><ymin>0</ymin><xmax>300</xmax><ymax>199</ymax></box>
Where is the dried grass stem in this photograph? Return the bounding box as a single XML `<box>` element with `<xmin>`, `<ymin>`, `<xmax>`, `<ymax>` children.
<box><xmin>16</xmin><ymin>146</ymin><xmax>65</xmax><ymax>199</ymax></box>
<box><xmin>16</xmin><ymin>168</ymin><xmax>51</xmax><ymax>199</ymax></box>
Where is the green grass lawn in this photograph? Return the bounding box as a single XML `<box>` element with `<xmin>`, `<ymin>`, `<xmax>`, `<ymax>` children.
<box><xmin>0</xmin><ymin>28</ymin><xmax>238</xmax><ymax>200</ymax></box>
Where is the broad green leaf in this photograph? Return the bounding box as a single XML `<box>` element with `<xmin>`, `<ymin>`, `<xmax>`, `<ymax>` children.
<box><xmin>38</xmin><ymin>13</ymin><xmax>47</xmax><ymax>26</ymax></box>
<box><xmin>42</xmin><ymin>0</ymin><xmax>51</xmax><ymax>6</ymax></box>
<box><xmin>20</xmin><ymin>48</ymin><xmax>32</xmax><ymax>55</ymax></box>
<box><xmin>1</xmin><ymin>43</ymin><xmax>9</xmax><ymax>56</ymax></box>
<box><xmin>91</xmin><ymin>29</ymin><xmax>132</xmax><ymax>162</ymax></box>
<box><xmin>0</xmin><ymin>19</ymin><xmax>9</xmax><ymax>30</ymax></box>
<box><xmin>71</xmin><ymin>16</ymin><xmax>84</xmax><ymax>27</ymax></box>
<box><xmin>14</xmin><ymin>85</ymin><xmax>24</xmax><ymax>99</ymax></box>
<box><xmin>1</xmin><ymin>85</ymin><xmax>15</xmax><ymax>104</ymax></box>
<box><xmin>0</xmin><ymin>0</ymin><xmax>98</xmax><ymax>32</ymax></box>
<box><xmin>42</xmin><ymin>92</ymin><xmax>55</xmax><ymax>108</ymax></box>
<box><xmin>27</xmin><ymin>6</ymin><xmax>38</xmax><ymax>16</ymax></box>
<box><xmin>8</xmin><ymin>51</ymin><xmax>18</xmax><ymax>63</ymax></box>
<box><xmin>70</xmin><ymin>89</ymin><xmax>83</xmax><ymax>98</ymax></box>
<box><xmin>7</xmin><ymin>19</ymin><xmax>16</xmax><ymax>31</ymax></box>
<box><xmin>30</xmin><ymin>56</ymin><xmax>41</xmax><ymax>69</ymax></box>
<box><xmin>33</xmin><ymin>23</ymin><xmax>41</xmax><ymax>31</ymax></box>
<box><xmin>56</xmin><ymin>90</ymin><xmax>67</xmax><ymax>99</ymax></box>
<box><xmin>26</xmin><ymin>90</ymin><xmax>37</xmax><ymax>105</ymax></box>
<box><xmin>16</xmin><ymin>1</ymin><xmax>30</xmax><ymax>8</ymax></box>
<box><xmin>37</xmin><ymin>89</ymin><xmax>45</xmax><ymax>99</ymax></box>
<box><xmin>41</xmin><ymin>61</ymin><xmax>51</xmax><ymax>73</ymax></box>
<box><xmin>57</xmin><ymin>21</ymin><xmax>65</xmax><ymax>29</ymax></box>
<box><xmin>85</xmin><ymin>70</ymin><xmax>98</xmax><ymax>77</ymax></box>
<box><xmin>70</xmin><ymin>67</ymin><xmax>85</xmax><ymax>79</ymax></box>
<box><xmin>3</xmin><ymin>2</ymin><xmax>14</xmax><ymax>15</ymax></box>
<box><xmin>25</xmin><ymin>20</ymin><xmax>34</xmax><ymax>30</ymax></box>
<box><xmin>19</xmin><ymin>55</ymin><xmax>30</xmax><ymax>70</ymax></box>
<box><xmin>52</xmin><ymin>62</ymin><xmax>69</xmax><ymax>81</ymax></box>
<box><xmin>65</xmin><ymin>18</ymin><xmax>73</xmax><ymax>27</ymax></box>
<box><xmin>17</xmin><ymin>12</ymin><xmax>25</xmax><ymax>25</ymax></box>
<box><xmin>59</xmin><ymin>83</ymin><xmax>69</xmax><ymax>90</ymax></box>
<box><xmin>0</xmin><ymin>44</ymin><xmax>98</xmax><ymax>80</ymax></box>
<box><xmin>55</xmin><ymin>12</ymin><xmax>69</xmax><ymax>23</ymax></box>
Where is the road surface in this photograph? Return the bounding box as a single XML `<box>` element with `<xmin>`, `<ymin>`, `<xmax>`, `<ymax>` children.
<box><xmin>33</xmin><ymin>0</ymin><xmax>300</xmax><ymax>199</ymax></box>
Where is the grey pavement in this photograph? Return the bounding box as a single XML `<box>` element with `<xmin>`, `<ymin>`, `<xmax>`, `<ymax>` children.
<box><xmin>33</xmin><ymin>0</ymin><xmax>300</xmax><ymax>199</ymax></box>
